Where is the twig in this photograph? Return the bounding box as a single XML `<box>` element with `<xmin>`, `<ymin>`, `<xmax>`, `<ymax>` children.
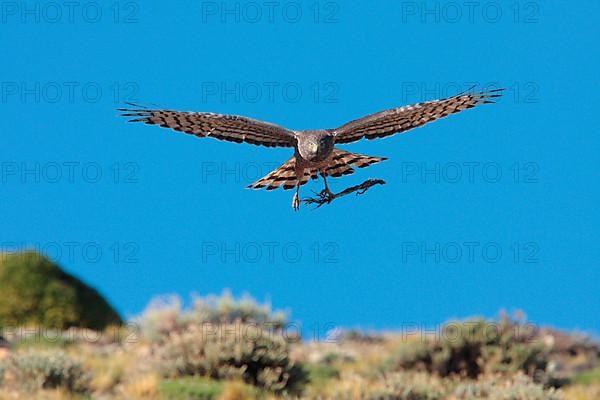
<box><xmin>301</xmin><ymin>178</ymin><xmax>386</xmax><ymax>209</ymax></box>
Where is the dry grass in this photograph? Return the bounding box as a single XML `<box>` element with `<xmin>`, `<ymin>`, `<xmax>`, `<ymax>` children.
<box><xmin>563</xmin><ymin>384</ymin><xmax>600</xmax><ymax>400</ymax></box>
<box><xmin>218</xmin><ymin>381</ymin><xmax>258</xmax><ymax>400</ymax></box>
<box><xmin>86</xmin><ymin>350</ymin><xmax>130</xmax><ymax>393</ymax></box>
<box><xmin>119</xmin><ymin>373</ymin><xmax>160</xmax><ymax>400</ymax></box>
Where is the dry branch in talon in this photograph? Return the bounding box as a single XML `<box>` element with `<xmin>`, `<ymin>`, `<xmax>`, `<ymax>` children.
<box><xmin>301</xmin><ymin>179</ymin><xmax>386</xmax><ymax>209</ymax></box>
<box><xmin>118</xmin><ymin>87</ymin><xmax>502</xmax><ymax>209</ymax></box>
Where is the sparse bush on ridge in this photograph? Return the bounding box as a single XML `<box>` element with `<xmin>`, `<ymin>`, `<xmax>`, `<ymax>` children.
<box><xmin>138</xmin><ymin>291</ymin><xmax>287</xmax><ymax>343</ymax></box>
<box><xmin>310</xmin><ymin>371</ymin><xmax>563</xmax><ymax>400</ymax></box>
<box><xmin>367</xmin><ymin>372</ymin><xmax>445</xmax><ymax>400</ymax></box>
<box><xmin>384</xmin><ymin>317</ymin><xmax>550</xmax><ymax>382</ymax></box>
<box><xmin>339</xmin><ymin>329</ymin><xmax>385</xmax><ymax>344</ymax></box>
<box><xmin>0</xmin><ymin>349</ymin><xmax>91</xmax><ymax>393</ymax></box>
<box><xmin>154</xmin><ymin>323</ymin><xmax>308</xmax><ymax>393</ymax></box>
<box><xmin>453</xmin><ymin>373</ymin><xmax>564</xmax><ymax>399</ymax></box>
<box><xmin>140</xmin><ymin>291</ymin><xmax>308</xmax><ymax>394</ymax></box>
<box><xmin>542</xmin><ymin>328</ymin><xmax>600</xmax><ymax>384</ymax></box>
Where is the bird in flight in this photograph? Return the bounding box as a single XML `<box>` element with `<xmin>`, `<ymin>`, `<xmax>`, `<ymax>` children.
<box><xmin>119</xmin><ymin>87</ymin><xmax>502</xmax><ymax>210</ymax></box>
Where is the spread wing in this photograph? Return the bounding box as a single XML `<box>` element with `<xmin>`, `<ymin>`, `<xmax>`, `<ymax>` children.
<box><xmin>331</xmin><ymin>88</ymin><xmax>503</xmax><ymax>144</ymax></box>
<box><xmin>118</xmin><ymin>105</ymin><xmax>297</xmax><ymax>148</ymax></box>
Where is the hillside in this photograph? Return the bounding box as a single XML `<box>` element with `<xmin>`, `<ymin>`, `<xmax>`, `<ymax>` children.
<box><xmin>0</xmin><ymin>251</ymin><xmax>122</xmax><ymax>330</ymax></box>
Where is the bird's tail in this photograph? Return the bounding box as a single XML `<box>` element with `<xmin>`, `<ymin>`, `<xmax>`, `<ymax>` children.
<box><xmin>247</xmin><ymin>150</ymin><xmax>387</xmax><ymax>191</ymax></box>
<box><xmin>247</xmin><ymin>156</ymin><xmax>309</xmax><ymax>191</ymax></box>
<box><xmin>323</xmin><ymin>149</ymin><xmax>387</xmax><ymax>178</ymax></box>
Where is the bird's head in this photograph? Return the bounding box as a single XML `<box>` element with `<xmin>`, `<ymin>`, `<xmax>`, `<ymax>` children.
<box><xmin>301</xmin><ymin>139</ymin><xmax>319</xmax><ymax>160</ymax></box>
<box><xmin>299</xmin><ymin>132</ymin><xmax>333</xmax><ymax>161</ymax></box>
<box><xmin>306</xmin><ymin>140</ymin><xmax>318</xmax><ymax>154</ymax></box>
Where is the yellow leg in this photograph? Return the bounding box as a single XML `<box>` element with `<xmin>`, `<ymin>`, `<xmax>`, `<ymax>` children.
<box><xmin>292</xmin><ymin>184</ymin><xmax>300</xmax><ymax>211</ymax></box>
<box><xmin>320</xmin><ymin>171</ymin><xmax>335</xmax><ymax>198</ymax></box>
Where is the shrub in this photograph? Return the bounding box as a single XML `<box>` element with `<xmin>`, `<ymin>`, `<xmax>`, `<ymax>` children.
<box><xmin>453</xmin><ymin>373</ymin><xmax>564</xmax><ymax>400</ymax></box>
<box><xmin>368</xmin><ymin>372</ymin><xmax>444</xmax><ymax>400</ymax></box>
<box><xmin>154</xmin><ymin>324</ymin><xmax>307</xmax><ymax>394</ymax></box>
<box><xmin>0</xmin><ymin>251</ymin><xmax>122</xmax><ymax>330</ymax></box>
<box><xmin>138</xmin><ymin>291</ymin><xmax>287</xmax><ymax>343</ymax></box>
<box><xmin>135</xmin><ymin>292</ymin><xmax>307</xmax><ymax>394</ymax></box>
<box><xmin>306</xmin><ymin>363</ymin><xmax>340</xmax><ymax>387</ymax></box>
<box><xmin>320</xmin><ymin>372</ymin><xmax>444</xmax><ymax>400</ymax></box>
<box><xmin>541</xmin><ymin>328</ymin><xmax>600</xmax><ymax>384</ymax></box>
<box><xmin>339</xmin><ymin>329</ymin><xmax>385</xmax><ymax>344</ymax></box>
<box><xmin>0</xmin><ymin>349</ymin><xmax>91</xmax><ymax>393</ymax></box>
<box><xmin>385</xmin><ymin>318</ymin><xmax>549</xmax><ymax>381</ymax></box>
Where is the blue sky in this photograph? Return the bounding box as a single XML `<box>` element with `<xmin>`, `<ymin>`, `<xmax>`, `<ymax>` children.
<box><xmin>1</xmin><ymin>1</ymin><xmax>599</xmax><ymax>335</ymax></box>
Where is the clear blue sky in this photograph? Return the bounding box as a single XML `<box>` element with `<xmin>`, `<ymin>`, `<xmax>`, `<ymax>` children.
<box><xmin>1</xmin><ymin>1</ymin><xmax>598</xmax><ymax>334</ymax></box>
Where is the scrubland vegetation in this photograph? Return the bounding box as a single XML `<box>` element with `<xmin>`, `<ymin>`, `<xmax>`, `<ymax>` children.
<box><xmin>0</xmin><ymin>252</ymin><xmax>598</xmax><ymax>399</ymax></box>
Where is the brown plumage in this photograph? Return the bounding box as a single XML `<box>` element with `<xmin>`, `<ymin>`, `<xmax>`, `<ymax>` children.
<box><xmin>247</xmin><ymin>150</ymin><xmax>387</xmax><ymax>191</ymax></box>
<box><xmin>332</xmin><ymin>88</ymin><xmax>502</xmax><ymax>143</ymax></box>
<box><xmin>118</xmin><ymin>87</ymin><xmax>502</xmax><ymax>210</ymax></box>
<box><xmin>120</xmin><ymin>109</ymin><xmax>296</xmax><ymax>148</ymax></box>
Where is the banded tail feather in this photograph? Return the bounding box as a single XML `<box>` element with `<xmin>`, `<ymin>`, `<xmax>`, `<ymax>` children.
<box><xmin>247</xmin><ymin>156</ymin><xmax>309</xmax><ymax>191</ymax></box>
<box><xmin>247</xmin><ymin>149</ymin><xmax>387</xmax><ymax>191</ymax></box>
<box><xmin>325</xmin><ymin>149</ymin><xmax>387</xmax><ymax>177</ymax></box>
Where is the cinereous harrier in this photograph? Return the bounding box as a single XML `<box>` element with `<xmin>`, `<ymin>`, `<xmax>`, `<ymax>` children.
<box><xmin>119</xmin><ymin>87</ymin><xmax>502</xmax><ymax>210</ymax></box>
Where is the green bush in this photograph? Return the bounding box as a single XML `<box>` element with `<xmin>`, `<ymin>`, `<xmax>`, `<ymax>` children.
<box><xmin>385</xmin><ymin>319</ymin><xmax>549</xmax><ymax>381</ymax></box>
<box><xmin>158</xmin><ymin>377</ymin><xmax>224</xmax><ymax>400</ymax></box>
<box><xmin>573</xmin><ymin>366</ymin><xmax>600</xmax><ymax>385</ymax></box>
<box><xmin>306</xmin><ymin>363</ymin><xmax>340</xmax><ymax>387</ymax></box>
<box><xmin>0</xmin><ymin>349</ymin><xmax>91</xmax><ymax>393</ymax></box>
<box><xmin>0</xmin><ymin>251</ymin><xmax>122</xmax><ymax>330</ymax></box>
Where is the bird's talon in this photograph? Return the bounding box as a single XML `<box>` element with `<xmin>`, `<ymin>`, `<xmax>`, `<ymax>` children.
<box><xmin>292</xmin><ymin>193</ymin><xmax>300</xmax><ymax>211</ymax></box>
<box><xmin>318</xmin><ymin>189</ymin><xmax>335</xmax><ymax>203</ymax></box>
